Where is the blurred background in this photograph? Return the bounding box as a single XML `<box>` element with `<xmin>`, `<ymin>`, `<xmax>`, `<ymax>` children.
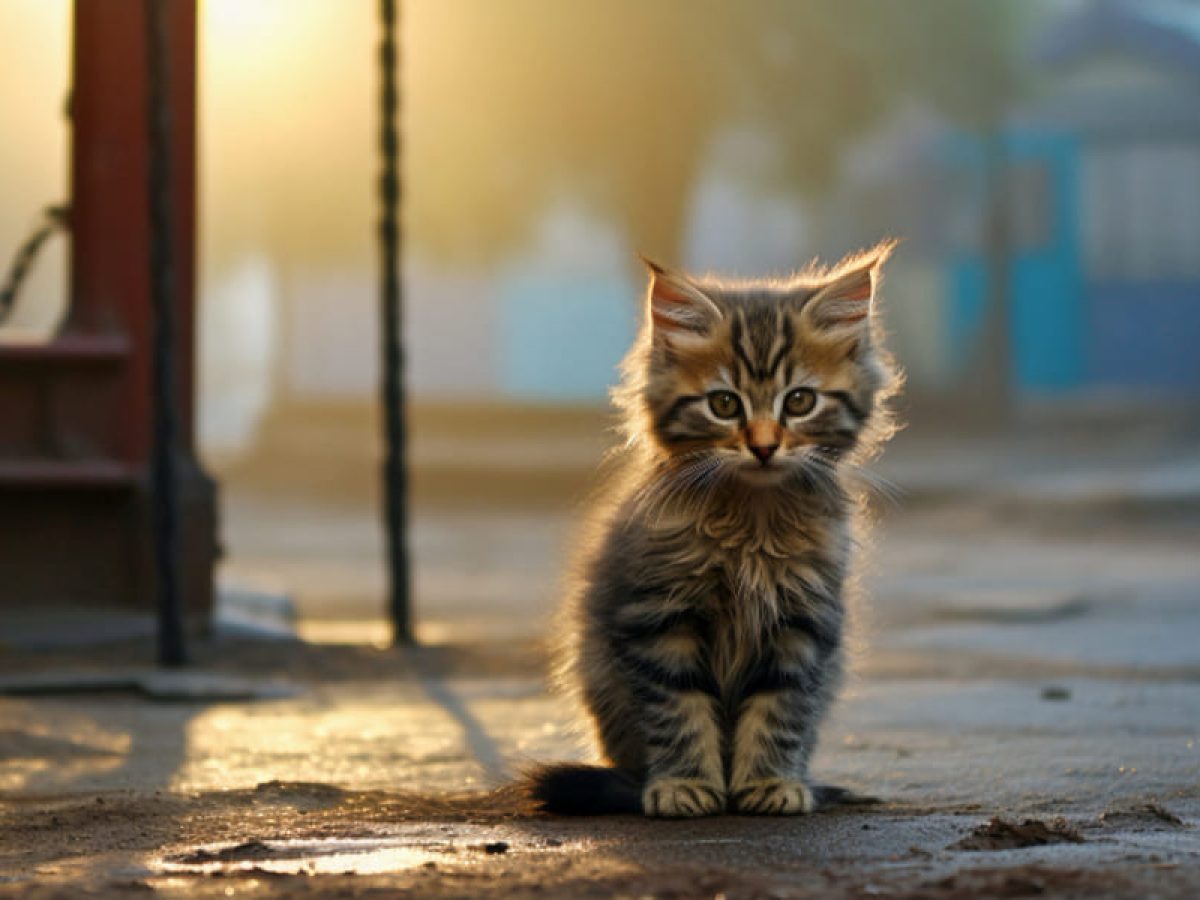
<box><xmin>2</xmin><ymin>0</ymin><xmax>1198</xmax><ymax>648</ymax></box>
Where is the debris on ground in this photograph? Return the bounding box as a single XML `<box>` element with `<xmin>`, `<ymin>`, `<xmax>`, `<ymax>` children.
<box><xmin>170</xmin><ymin>840</ymin><xmax>276</xmax><ymax>864</ymax></box>
<box><xmin>1142</xmin><ymin>802</ymin><xmax>1187</xmax><ymax>827</ymax></box>
<box><xmin>1099</xmin><ymin>802</ymin><xmax>1188</xmax><ymax>829</ymax></box>
<box><xmin>910</xmin><ymin>864</ymin><xmax>1132</xmax><ymax>899</ymax></box>
<box><xmin>1040</xmin><ymin>685</ymin><xmax>1071</xmax><ymax>701</ymax></box>
<box><xmin>953</xmin><ymin>816</ymin><xmax>1084</xmax><ymax>851</ymax></box>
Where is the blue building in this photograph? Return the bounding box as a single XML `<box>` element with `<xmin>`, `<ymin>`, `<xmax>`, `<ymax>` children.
<box><xmin>949</xmin><ymin>0</ymin><xmax>1200</xmax><ymax>396</ymax></box>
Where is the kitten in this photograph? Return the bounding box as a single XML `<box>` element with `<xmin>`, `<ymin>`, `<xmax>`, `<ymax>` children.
<box><xmin>530</xmin><ymin>242</ymin><xmax>900</xmax><ymax>817</ymax></box>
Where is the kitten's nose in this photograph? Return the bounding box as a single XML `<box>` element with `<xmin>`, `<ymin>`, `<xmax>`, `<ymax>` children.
<box><xmin>750</xmin><ymin>443</ymin><xmax>779</xmax><ymax>464</ymax></box>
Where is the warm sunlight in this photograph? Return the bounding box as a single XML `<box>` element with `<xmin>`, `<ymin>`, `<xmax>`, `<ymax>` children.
<box><xmin>199</xmin><ymin>0</ymin><xmax>375</xmax><ymax>270</ymax></box>
<box><xmin>0</xmin><ymin>0</ymin><xmax>70</xmax><ymax>334</ymax></box>
<box><xmin>3</xmin><ymin>3</ymin><xmax>1199</xmax><ymax>894</ymax></box>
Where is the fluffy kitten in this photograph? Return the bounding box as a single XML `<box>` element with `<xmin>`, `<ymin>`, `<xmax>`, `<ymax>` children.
<box><xmin>531</xmin><ymin>242</ymin><xmax>900</xmax><ymax>817</ymax></box>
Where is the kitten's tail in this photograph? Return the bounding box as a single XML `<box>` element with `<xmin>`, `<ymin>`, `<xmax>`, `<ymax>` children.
<box><xmin>526</xmin><ymin>763</ymin><xmax>643</xmax><ymax>815</ymax></box>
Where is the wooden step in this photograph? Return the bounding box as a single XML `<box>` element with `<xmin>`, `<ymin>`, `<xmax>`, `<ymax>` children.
<box><xmin>0</xmin><ymin>459</ymin><xmax>136</xmax><ymax>490</ymax></box>
<box><xmin>0</xmin><ymin>333</ymin><xmax>131</xmax><ymax>367</ymax></box>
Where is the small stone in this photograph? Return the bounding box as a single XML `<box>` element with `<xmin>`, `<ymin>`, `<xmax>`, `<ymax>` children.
<box><xmin>483</xmin><ymin>841</ymin><xmax>509</xmax><ymax>855</ymax></box>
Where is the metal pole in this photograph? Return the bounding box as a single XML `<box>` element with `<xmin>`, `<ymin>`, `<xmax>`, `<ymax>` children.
<box><xmin>379</xmin><ymin>0</ymin><xmax>413</xmax><ymax>644</ymax></box>
<box><xmin>145</xmin><ymin>0</ymin><xmax>186</xmax><ymax>666</ymax></box>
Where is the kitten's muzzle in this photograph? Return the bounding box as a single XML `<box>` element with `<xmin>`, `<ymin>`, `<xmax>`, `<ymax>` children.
<box><xmin>745</xmin><ymin>420</ymin><xmax>783</xmax><ymax>466</ymax></box>
<box><xmin>749</xmin><ymin>443</ymin><xmax>779</xmax><ymax>465</ymax></box>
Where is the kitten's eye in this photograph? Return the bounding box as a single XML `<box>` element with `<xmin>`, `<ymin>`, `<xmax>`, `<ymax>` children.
<box><xmin>707</xmin><ymin>390</ymin><xmax>742</xmax><ymax>419</ymax></box>
<box><xmin>783</xmin><ymin>387</ymin><xmax>817</xmax><ymax>418</ymax></box>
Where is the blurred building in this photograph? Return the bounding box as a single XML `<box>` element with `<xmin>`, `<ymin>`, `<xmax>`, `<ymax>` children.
<box><xmin>1026</xmin><ymin>0</ymin><xmax>1200</xmax><ymax>395</ymax></box>
<box><xmin>824</xmin><ymin>0</ymin><xmax>1200</xmax><ymax>406</ymax></box>
<box><xmin>925</xmin><ymin>0</ymin><xmax>1200</xmax><ymax>399</ymax></box>
<box><xmin>193</xmin><ymin>0</ymin><xmax>1200</xmax><ymax>467</ymax></box>
<box><xmin>9</xmin><ymin>1</ymin><xmax>1199</xmax><ymax>471</ymax></box>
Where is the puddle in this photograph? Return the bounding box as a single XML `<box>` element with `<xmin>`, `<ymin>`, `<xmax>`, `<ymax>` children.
<box><xmin>160</xmin><ymin>828</ymin><xmax>518</xmax><ymax>876</ymax></box>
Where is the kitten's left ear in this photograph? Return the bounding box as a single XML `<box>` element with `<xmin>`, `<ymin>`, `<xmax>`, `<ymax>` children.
<box><xmin>640</xmin><ymin>254</ymin><xmax>723</xmax><ymax>342</ymax></box>
<box><xmin>801</xmin><ymin>240</ymin><xmax>897</xmax><ymax>338</ymax></box>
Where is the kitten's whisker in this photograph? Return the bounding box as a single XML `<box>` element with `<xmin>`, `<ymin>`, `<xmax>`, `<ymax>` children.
<box><xmin>632</xmin><ymin>455</ymin><xmax>719</xmax><ymax>522</ymax></box>
<box><xmin>666</xmin><ymin>459</ymin><xmax>721</xmax><ymax>520</ymax></box>
<box><xmin>697</xmin><ymin>460</ymin><xmax>734</xmax><ymax>510</ymax></box>
<box><xmin>833</xmin><ymin>458</ymin><xmax>905</xmax><ymax>506</ymax></box>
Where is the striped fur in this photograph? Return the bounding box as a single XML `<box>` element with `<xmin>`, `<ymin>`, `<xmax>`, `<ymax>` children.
<box><xmin>536</xmin><ymin>243</ymin><xmax>901</xmax><ymax>817</ymax></box>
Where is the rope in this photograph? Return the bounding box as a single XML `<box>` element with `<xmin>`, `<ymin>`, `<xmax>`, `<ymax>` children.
<box><xmin>0</xmin><ymin>205</ymin><xmax>68</xmax><ymax>327</ymax></box>
<box><xmin>145</xmin><ymin>0</ymin><xmax>187</xmax><ymax>666</ymax></box>
<box><xmin>379</xmin><ymin>0</ymin><xmax>413</xmax><ymax>644</ymax></box>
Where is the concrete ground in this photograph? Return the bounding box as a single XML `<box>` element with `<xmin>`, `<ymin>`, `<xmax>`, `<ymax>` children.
<box><xmin>2</xmin><ymin>422</ymin><xmax>1199</xmax><ymax>897</ymax></box>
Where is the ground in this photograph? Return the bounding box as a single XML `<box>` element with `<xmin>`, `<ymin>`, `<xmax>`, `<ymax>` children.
<box><xmin>2</xmin><ymin>421</ymin><xmax>1199</xmax><ymax>897</ymax></box>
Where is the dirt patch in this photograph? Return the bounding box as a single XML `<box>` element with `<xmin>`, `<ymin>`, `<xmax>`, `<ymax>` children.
<box><xmin>1098</xmin><ymin>801</ymin><xmax>1188</xmax><ymax>829</ymax></box>
<box><xmin>0</xmin><ymin>782</ymin><xmax>539</xmax><ymax>872</ymax></box>
<box><xmin>4</xmin><ymin>794</ymin><xmax>1200</xmax><ymax>900</ymax></box>
<box><xmin>952</xmin><ymin>816</ymin><xmax>1084</xmax><ymax>851</ymax></box>
<box><xmin>169</xmin><ymin>840</ymin><xmax>277</xmax><ymax>865</ymax></box>
<box><xmin>888</xmin><ymin>864</ymin><xmax>1132</xmax><ymax>899</ymax></box>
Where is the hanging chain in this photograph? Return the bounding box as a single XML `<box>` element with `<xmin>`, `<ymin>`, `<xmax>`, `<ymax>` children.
<box><xmin>0</xmin><ymin>204</ymin><xmax>69</xmax><ymax>327</ymax></box>
<box><xmin>379</xmin><ymin>0</ymin><xmax>412</xmax><ymax>645</ymax></box>
<box><xmin>145</xmin><ymin>0</ymin><xmax>186</xmax><ymax>666</ymax></box>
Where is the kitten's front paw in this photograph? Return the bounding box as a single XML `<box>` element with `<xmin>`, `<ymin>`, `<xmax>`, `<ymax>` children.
<box><xmin>732</xmin><ymin>779</ymin><xmax>815</xmax><ymax>815</ymax></box>
<box><xmin>643</xmin><ymin>777</ymin><xmax>725</xmax><ymax>818</ymax></box>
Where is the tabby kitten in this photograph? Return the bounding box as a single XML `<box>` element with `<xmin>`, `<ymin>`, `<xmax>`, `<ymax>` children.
<box><xmin>531</xmin><ymin>242</ymin><xmax>900</xmax><ymax>817</ymax></box>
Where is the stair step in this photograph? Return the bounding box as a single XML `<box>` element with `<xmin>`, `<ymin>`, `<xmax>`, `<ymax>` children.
<box><xmin>0</xmin><ymin>333</ymin><xmax>131</xmax><ymax>367</ymax></box>
<box><xmin>0</xmin><ymin>459</ymin><xmax>136</xmax><ymax>489</ymax></box>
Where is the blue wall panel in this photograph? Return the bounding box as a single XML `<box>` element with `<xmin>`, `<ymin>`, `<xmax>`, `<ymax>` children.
<box><xmin>499</xmin><ymin>274</ymin><xmax>638</xmax><ymax>401</ymax></box>
<box><xmin>1008</xmin><ymin>132</ymin><xmax>1085</xmax><ymax>392</ymax></box>
<box><xmin>1086</xmin><ymin>282</ymin><xmax>1200</xmax><ymax>391</ymax></box>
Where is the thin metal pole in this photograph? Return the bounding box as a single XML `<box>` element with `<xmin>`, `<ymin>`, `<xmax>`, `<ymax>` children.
<box><xmin>379</xmin><ymin>0</ymin><xmax>413</xmax><ymax>644</ymax></box>
<box><xmin>145</xmin><ymin>0</ymin><xmax>186</xmax><ymax>666</ymax></box>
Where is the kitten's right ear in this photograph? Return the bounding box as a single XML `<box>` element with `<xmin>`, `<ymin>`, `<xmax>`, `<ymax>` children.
<box><xmin>799</xmin><ymin>241</ymin><xmax>895</xmax><ymax>339</ymax></box>
<box><xmin>640</xmin><ymin>255</ymin><xmax>722</xmax><ymax>343</ymax></box>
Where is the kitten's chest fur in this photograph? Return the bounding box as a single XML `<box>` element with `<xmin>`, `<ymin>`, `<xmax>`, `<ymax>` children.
<box><xmin>643</xmin><ymin>496</ymin><xmax>849</xmax><ymax>681</ymax></box>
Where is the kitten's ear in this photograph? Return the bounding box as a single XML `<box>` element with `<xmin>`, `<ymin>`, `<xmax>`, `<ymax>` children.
<box><xmin>640</xmin><ymin>255</ymin><xmax>722</xmax><ymax>342</ymax></box>
<box><xmin>801</xmin><ymin>241</ymin><xmax>896</xmax><ymax>338</ymax></box>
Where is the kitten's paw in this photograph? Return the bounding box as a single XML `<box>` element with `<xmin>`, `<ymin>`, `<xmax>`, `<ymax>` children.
<box><xmin>642</xmin><ymin>777</ymin><xmax>725</xmax><ymax>818</ymax></box>
<box><xmin>732</xmin><ymin>779</ymin><xmax>816</xmax><ymax>815</ymax></box>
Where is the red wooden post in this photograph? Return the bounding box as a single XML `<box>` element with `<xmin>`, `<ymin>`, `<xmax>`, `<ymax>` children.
<box><xmin>0</xmin><ymin>0</ymin><xmax>216</xmax><ymax>625</ymax></box>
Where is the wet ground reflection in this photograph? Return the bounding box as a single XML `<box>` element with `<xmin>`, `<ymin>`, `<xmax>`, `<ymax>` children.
<box><xmin>158</xmin><ymin>825</ymin><xmax>533</xmax><ymax>877</ymax></box>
